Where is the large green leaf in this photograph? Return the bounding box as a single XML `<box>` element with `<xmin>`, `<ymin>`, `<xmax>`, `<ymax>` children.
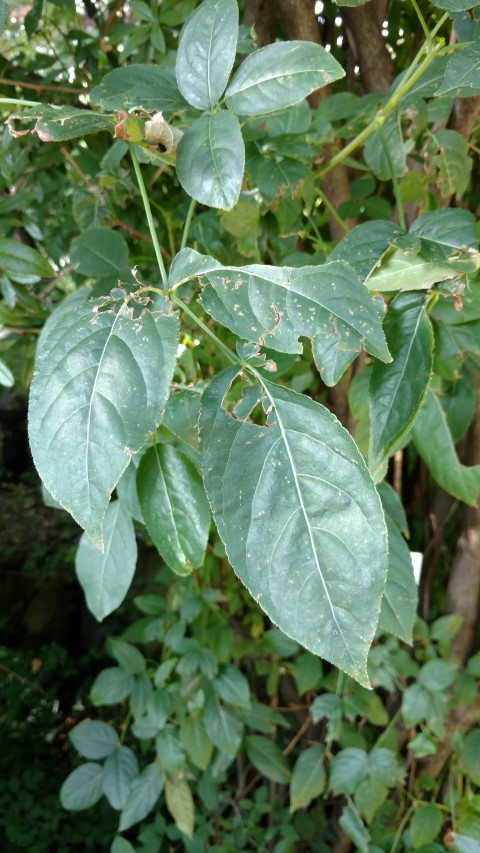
<box><xmin>0</xmin><ymin>237</ymin><xmax>53</xmax><ymax>284</ymax></box>
<box><xmin>60</xmin><ymin>763</ymin><xmax>104</xmax><ymax>811</ymax></box>
<box><xmin>366</xmin><ymin>248</ymin><xmax>457</xmax><ymax>292</ymax></box>
<box><xmin>90</xmin><ymin>65</ymin><xmax>186</xmax><ymax>113</ymax></box>
<box><xmin>137</xmin><ymin>444</ymin><xmax>210</xmax><ymax>575</ymax></box>
<box><xmin>119</xmin><ymin>763</ymin><xmax>164</xmax><ymax>831</ymax></box>
<box><xmin>290</xmin><ymin>746</ymin><xmax>326</xmax><ymax>812</ymax></box>
<box><xmin>225</xmin><ymin>41</ymin><xmax>344</xmax><ymax>116</ymax></box>
<box><xmin>75</xmin><ymin>501</ymin><xmax>137</xmax><ymax>620</ymax></box>
<box><xmin>70</xmin><ymin>228</ymin><xmax>129</xmax><ymax>278</ymax></box>
<box><xmin>412</xmin><ymin>387</ymin><xmax>480</xmax><ymax>506</ymax></box>
<box><xmin>437</xmin><ymin>42</ymin><xmax>480</xmax><ymax>97</ymax></box>
<box><xmin>369</xmin><ymin>293</ymin><xmax>434</xmax><ymax>467</ymax></box>
<box><xmin>175</xmin><ymin>0</ymin><xmax>238</xmax><ymax>110</ymax></box>
<box><xmin>200</xmin><ymin>367</ymin><xmax>388</xmax><ymax>685</ymax></box>
<box><xmin>176</xmin><ymin>111</ymin><xmax>244</xmax><ymax>210</ymax></box>
<box><xmin>7</xmin><ymin>105</ymin><xmax>112</xmax><ymax>142</ymax></box>
<box><xmin>378</xmin><ymin>517</ymin><xmax>417</xmax><ymax>645</ymax></box>
<box><xmin>409</xmin><ymin>208</ymin><xmax>478</xmax><ymax>267</ymax></box>
<box><xmin>330</xmin><ymin>221</ymin><xmax>402</xmax><ymax>282</ymax></box>
<box><xmin>246</xmin><ymin>736</ymin><xmax>291</xmax><ymax>783</ymax></box>
<box><xmin>28</xmin><ymin>291</ymin><xmax>178</xmax><ymax>546</ymax></box>
<box><xmin>170</xmin><ymin>249</ymin><xmax>391</xmax><ymax>382</ymax></box>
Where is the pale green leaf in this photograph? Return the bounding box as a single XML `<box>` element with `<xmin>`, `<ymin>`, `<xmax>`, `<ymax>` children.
<box><xmin>377</xmin><ymin>482</ymin><xmax>409</xmax><ymax>536</ymax></box>
<box><xmin>412</xmin><ymin>387</ymin><xmax>480</xmax><ymax>506</ymax></box>
<box><xmin>246</xmin><ymin>736</ymin><xmax>291</xmax><ymax>783</ymax></box>
<box><xmin>429</xmin><ymin>0</ymin><xmax>477</xmax><ymax>11</ymax></box>
<box><xmin>200</xmin><ymin>368</ymin><xmax>388</xmax><ymax>686</ymax></box>
<box><xmin>0</xmin><ymin>2</ymin><xmax>8</xmax><ymax>34</ymax></box>
<box><xmin>329</xmin><ymin>748</ymin><xmax>369</xmax><ymax>794</ymax></box>
<box><xmin>137</xmin><ymin>444</ymin><xmax>210</xmax><ymax>575</ymax></box>
<box><xmin>103</xmin><ymin>746</ymin><xmax>138</xmax><ymax>810</ymax></box>
<box><xmin>70</xmin><ymin>228</ymin><xmax>129</xmax><ymax>277</ymax></box>
<box><xmin>116</xmin><ymin>457</ymin><xmax>144</xmax><ymax>523</ymax></box>
<box><xmin>175</xmin><ymin>0</ymin><xmax>238</xmax><ymax>110</ymax></box>
<box><xmin>164</xmin><ymin>777</ymin><xmax>194</xmax><ymax>839</ymax></box>
<box><xmin>111</xmin><ymin>837</ymin><xmax>135</xmax><ymax>853</ymax></box>
<box><xmin>90</xmin><ymin>65</ymin><xmax>186</xmax><ymax>113</ymax></box>
<box><xmin>204</xmin><ymin>697</ymin><xmax>243</xmax><ymax>757</ymax></box>
<box><xmin>176</xmin><ymin>111</ymin><xmax>244</xmax><ymax>210</ymax></box>
<box><xmin>409</xmin><ymin>207</ymin><xmax>478</xmax><ymax>267</ymax></box>
<box><xmin>369</xmin><ymin>292</ymin><xmax>434</xmax><ymax>466</ymax></box>
<box><xmin>366</xmin><ymin>248</ymin><xmax>457</xmax><ymax>292</ymax></box>
<box><xmin>0</xmin><ymin>358</ymin><xmax>14</xmax><ymax>388</ymax></box>
<box><xmin>290</xmin><ymin>746</ymin><xmax>325</xmax><ymax>812</ymax></box>
<box><xmin>69</xmin><ymin>720</ymin><xmax>119</xmax><ymax>759</ymax></box>
<box><xmin>75</xmin><ymin>502</ymin><xmax>137</xmax><ymax>621</ymax></box>
<box><xmin>225</xmin><ymin>41</ymin><xmax>344</xmax><ymax>115</ymax></box>
<box><xmin>163</xmin><ymin>385</ymin><xmax>203</xmax><ymax>450</ymax></box>
<box><xmin>452</xmin><ymin>835</ymin><xmax>480</xmax><ymax>853</ymax></box>
<box><xmin>91</xmin><ymin>667</ymin><xmax>135</xmax><ymax>706</ymax></box>
<box><xmin>28</xmin><ymin>291</ymin><xmax>178</xmax><ymax>546</ymax></box>
<box><xmin>0</xmin><ymin>237</ymin><xmax>52</xmax><ymax>284</ymax></box>
<box><xmin>119</xmin><ymin>763</ymin><xmax>164</xmax><ymax>831</ymax></box>
<box><xmin>60</xmin><ymin>763</ymin><xmax>104</xmax><ymax>811</ymax></box>
<box><xmin>180</xmin><ymin>716</ymin><xmax>213</xmax><ymax>770</ymax></box>
<box><xmin>339</xmin><ymin>803</ymin><xmax>370</xmax><ymax>853</ymax></box>
<box><xmin>355</xmin><ymin>777</ymin><xmax>388</xmax><ymax>823</ymax></box>
<box><xmin>410</xmin><ymin>804</ymin><xmax>443</xmax><ymax>848</ymax></box>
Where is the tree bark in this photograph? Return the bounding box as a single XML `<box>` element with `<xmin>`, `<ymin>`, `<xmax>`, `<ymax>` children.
<box><xmin>343</xmin><ymin>0</ymin><xmax>395</xmax><ymax>94</ymax></box>
<box><xmin>450</xmin><ymin>95</ymin><xmax>480</xmax><ymax>141</ymax></box>
<box><xmin>243</xmin><ymin>0</ymin><xmax>277</xmax><ymax>48</ymax></box>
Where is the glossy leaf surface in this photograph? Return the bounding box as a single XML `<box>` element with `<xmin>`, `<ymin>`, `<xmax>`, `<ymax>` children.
<box><xmin>176</xmin><ymin>112</ymin><xmax>244</xmax><ymax>210</ymax></box>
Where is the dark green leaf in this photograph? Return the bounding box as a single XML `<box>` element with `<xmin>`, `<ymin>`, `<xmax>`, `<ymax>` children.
<box><xmin>429</xmin><ymin>0</ymin><xmax>478</xmax><ymax>11</ymax></box>
<box><xmin>0</xmin><ymin>237</ymin><xmax>52</xmax><ymax>284</ymax></box>
<box><xmin>377</xmin><ymin>482</ymin><xmax>409</xmax><ymax>536</ymax></box>
<box><xmin>76</xmin><ymin>502</ymin><xmax>137</xmax><ymax>621</ymax></box>
<box><xmin>119</xmin><ymin>763</ymin><xmax>164</xmax><ymax>831</ymax></box>
<box><xmin>410</xmin><ymin>804</ymin><xmax>443</xmax><ymax>848</ymax></box>
<box><xmin>441</xmin><ymin>372</ymin><xmax>476</xmax><ymax>441</ymax></box>
<box><xmin>294</xmin><ymin>652</ymin><xmax>323</xmax><ymax>695</ymax></box>
<box><xmin>246</xmin><ymin>736</ymin><xmax>291</xmax><ymax>783</ymax></box>
<box><xmin>91</xmin><ymin>667</ymin><xmax>135</xmax><ymax>706</ymax></box>
<box><xmin>204</xmin><ymin>698</ymin><xmax>243</xmax><ymax>757</ymax></box>
<box><xmin>70</xmin><ymin>228</ymin><xmax>129</xmax><ymax>277</ymax></box>
<box><xmin>409</xmin><ymin>208</ymin><xmax>478</xmax><ymax>265</ymax></box>
<box><xmin>155</xmin><ymin>728</ymin><xmax>185</xmax><ymax>771</ymax></box>
<box><xmin>290</xmin><ymin>746</ymin><xmax>325</xmax><ymax>811</ymax></box>
<box><xmin>225</xmin><ymin>41</ymin><xmax>344</xmax><ymax>115</ymax></box>
<box><xmin>60</xmin><ymin>763</ymin><xmax>104</xmax><ymax>811</ymax></box>
<box><xmin>330</xmin><ymin>221</ymin><xmax>402</xmax><ymax>282</ymax></box>
<box><xmin>90</xmin><ymin>65</ymin><xmax>186</xmax><ymax>113</ymax></box>
<box><xmin>116</xmin><ymin>457</ymin><xmax>144</xmax><ymax>523</ymax></box>
<box><xmin>176</xmin><ymin>111</ymin><xmax>244</xmax><ymax>210</ymax></box>
<box><xmin>69</xmin><ymin>721</ymin><xmax>119</xmax><ymax>760</ymax></box>
<box><xmin>103</xmin><ymin>746</ymin><xmax>138</xmax><ymax>810</ymax></box>
<box><xmin>111</xmin><ymin>837</ymin><xmax>135</xmax><ymax>853</ymax></box>
<box><xmin>379</xmin><ymin>518</ymin><xmax>417</xmax><ymax>645</ymax></box>
<box><xmin>200</xmin><ymin>368</ymin><xmax>388</xmax><ymax>686</ymax></box>
<box><xmin>175</xmin><ymin>0</ymin><xmax>238</xmax><ymax>110</ymax></box>
<box><xmin>7</xmin><ymin>105</ymin><xmax>112</xmax><ymax>142</ymax></box>
<box><xmin>106</xmin><ymin>638</ymin><xmax>146</xmax><ymax>675</ymax></box>
<box><xmin>369</xmin><ymin>293</ymin><xmax>434</xmax><ymax>467</ymax></box>
<box><xmin>213</xmin><ymin>665</ymin><xmax>251</xmax><ymax>709</ymax></box>
<box><xmin>412</xmin><ymin>387</ymin><xmax>480</xmax><ymax>506</ymax></box>
<box><xmin>419</xmin><ymin>659</ymin><xmax>457</xmax><ymax>692</ymax></box>
<box><xmin>355</xmin><ymin>776</ymin><xmax>388</xmax><ymax>823</ymax></box>
<box><xmin>28</xmin><ymin>291</ymin><xmax>178</xmax><ymax>546</ymax></box>
<box><xmin>137</xmin><ymin>444</ymin><xmax>210</xmax><ymax>575</ymax></box>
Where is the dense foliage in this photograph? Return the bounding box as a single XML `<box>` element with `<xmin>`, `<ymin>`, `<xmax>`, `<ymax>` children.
<box><xmin>1</xmin><ymin>0</ymin><xmax>479</xmax><ymax>850</ymax></box>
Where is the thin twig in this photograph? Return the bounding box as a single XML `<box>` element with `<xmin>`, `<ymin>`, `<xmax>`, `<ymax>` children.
<box><xmin>0</xmin><ymin>76</ymin><xmax>85</xmax><ymax>95</ymax></box>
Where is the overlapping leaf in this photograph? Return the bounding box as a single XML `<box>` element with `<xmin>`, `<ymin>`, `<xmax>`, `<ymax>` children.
<box><xmin>176</xmin><ymin>112</ymin><xmax>244</xmax><ymax>210</ymax></box>
<box><xmin>28</xmin><ymin>290</ymin><xmax>179</xmax><ymax>546</ymax></box>
<box><xmin>7</xmin><ymin>105</ymin><xmax>112</xmax><ymax>142</ymax></box>
<box><xmin>200</xmin><ymin>367</ymin><xmax>388</xmax><ymax>685</ymax></box>
<box><xmin>330</xmin><ymin>221</ymin><xmax>402</xmax><ymax>282</ymax></box>
<box><xmin>90</xmin><ymin>65</ymin><xmax>187</xmax><ymax>113</ymax></box>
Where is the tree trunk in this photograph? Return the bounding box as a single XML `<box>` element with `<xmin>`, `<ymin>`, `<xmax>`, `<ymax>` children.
<box><xmin>243</xmin><ymin>0</ymin><xmax>277</xmax><ymax>48</ymax></box>
<box><xmin>450</xmin><ymin>95</ymin><xmax>480</xmax><ymax>141</ymax></box>
<box><xmin>343</xmin><ymin>0</ymin><xmax>395</xmax><ymax>94</ymax></box>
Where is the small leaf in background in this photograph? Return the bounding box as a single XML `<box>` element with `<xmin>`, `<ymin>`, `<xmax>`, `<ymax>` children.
<box><xmin>452</xmin><ymin>834</ymin><xmax>480</xmax><ymax>853</ymax></box>
<box><xmin>180</xmin><ymin>717</ymin><xmax>213</xmax><ymax>771</ymax></box>
<box><xmin>225</xmin><ymin>41</ymin><xmax>344</xmax><ymax>115</ymax></box>
<box><xmin>409</xmin><ymin>804</ymin><xmax>443</xmax><ymax>848</ymax></box>
<box><xmin>119</xmin><ymin>763</ymin><xmax>164</xmax><ymax>831</ymax></box>
<box><xmin>0</xmin><ymin>237</ymin><xmax>53</xmax><ymax>284</ymax></box>
<box><xmin>246</xmin><ymin>736</ymin><xmax>291</xmax><ymax>784</ymax></box>
<box><xmin>69</xmin><ymin>720</ymin><xmax>119</xmax><ymax>760</ymax></box>
<box><xmin>111</xmin><ymin>837</ymin><xmax>135</xmax><ymax>853</ymax></box>
<box><xmin>102</xmin><ymin>746</ymin><xmax>138</xmax><ymax>810</ymax></box>
<box><xmin>430</xmin><ymin>129</ymin><xmax>472</xmax><ymax>198</ymax></box>
<box><xmin>163</xmin><ymin>385</ymin><xmax>203</xmax><ymax>450</ymax></box>
<box><xmin>369</xmin><ymin>292</ymin><xmax>433</xmax><ymax>468</ymax></box>
<box><xmin>175</xmin><ymin>0</ymin><xmax>238</xmax><ymax>110</ymax></box>
<box><xmin>437</xmin><ymin>42</ymin><xmax>480</xmax><ymax>97</ymax></box>
<box><xmin>290</xmin><ymin>746</ymin><xmax>325</xmax><ymax>811</ymax></box>
<box><xmin>90</xmin><ymin>65</ymin><xmax>186</xmax><ymax>113</ymax></box>
<box><xmin>339</xmin><ymin>802</ymin><xmax>370</xmax><ymax>853</ymax></box>
<box><xmin>204</xmin><ymin>698</ymin><xmax>243</xmax><ymax>757</ymax></box>
<box><xmin>176</xmin><ymin>111</ymin><xmax>245</xmax><ymax>210</ymax></box>
<box><xmin>461</xmin><ymin>729</ymin><xmax>480</xmax><ymax>784</ymax></box>
<box><xmin>106</xmin><ymin>638</ymin><xmax>146</xmax><ymax>675</ymax></box>
<box><xmin>409</xmin><ymin>208</ymin><xmax>478</xmax><ymax>266</ymax></box>
<box><xmin>329</xmin><ymin>748</ymin><xmax>369</xmax><ymax>794</ymax></box>
<box><xmin>70</xmin><ymin>228</ymin><xmax>129</xmax><ymax>278</ymax></box>
<box><xmin>364</xmin><ymin>112</ymin><xmax>407</xmax><ymax>180</ymax></box>
<box><xmin>164</xmin><ymin>777</ymin><xmax>194</xmax><ymax>839</ymax></box>
<box><xmin>412</xmin><ymin>387</ymin><xmax>480</xmax><ymax>506</ymax></box>
<box><xmin>60</xmin><ymin>763</ymin><xmax>104</xmax><ymax>811</ymax></box>
<box><xmin>75</xmin><ymin>502</ymin><xmax>137</xmax><ymax>621</ymax></box>
<box><xmin>90</xmin><ymin>667</ymin><xmax>134</xmax><ymax>706</ymax></box>
<box><xmin>0</xmin><ymin>358</ymin><xmax>14</xmax><ymax>388</ymax></box>
<box><xmin>137</xmin><ymin>444</ymin><xmax>210</xmax><ymax>575</ymax></box>
<box><xmin>378</xmin><ymin>517</ymin><xmax>417</xmax><ymax>645</ymax></box>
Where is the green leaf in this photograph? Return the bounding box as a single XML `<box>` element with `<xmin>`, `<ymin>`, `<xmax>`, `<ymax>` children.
<box><xmin>377</xmin><ymin>482</ymin><xmax>409</xmax><ymax>536</ymax></box>
<box><xmin>412</xmin><ymin>387</ymin><xmax>480</xmax><ymax>506</ymax></box>
<box><xmin>225</xmin><ymin>41</ymin><xmax>344</xmax><ymax>116</ymax></box>
<box><xmin>369</xmin><ymin>293</ymin><xmax>434</xmax><ymax>466</ymax></box>
<box><xmin>103</xmin><ymin>746</ymin><xmax>138</xmax><ymax>810</ymax></box>
<box><xmin>155</xmin><ymin>727</ymin><xmax>185</xmax><ymax>771</ymax></box>
<box><xmin>176</xmin><ymin>111</ymin><xmax>244</xmax><ymax>210</ymax></box>
<box><xmin>60</xmin><ymin>763</ymin><xmax>104</xmax><ymax>811</ymax></box>
<box><xmin>28</xmin><ymin>291</ymin><xmax>178</xmax><ymax>546</ymax></box>
<box><xmin>204</xmin><ymin>697</ymin><xmax>243</xmax><ymax>757</ymax></box>
<box><xmin>106</xmin><ymin>638</ymin><xmax>146</xmax><ymax>675</ymax></box>
<box><xmin>402</xmin><ymin>683</ymin><xmax>444</xmax><ymax>727</ymax></box>
<box><xmin>119</xmin><ymin>763</ymin><xmax>164</xmax><ymax>831</ymax></box>
<box><xmin>419</xmin><ymin>659</ymin><xmax>457</xmax><ymax>692</ymax></box>
<box><xmin>294</xmin><ymin>652</ymin><xmax>323</xmax><ymax>695</ymax></box>
<box><xmin>339</xmin><ymin>803</ymin><xmax>370</xmax><ymax>853</ymax></box>
<box><xmin>429</xmin><ymin>0</ymin><xmax>477</xmax><ymax>11</ymax></box>
<box><xmin>170</xmin><ymin>249</ymin><xmax>390</xmax><ymax>378</ymax></box>
<box><xmin>0</xmin><ymin>358</ymin><xmax>14</xmax><ymax>388</ymax></box>
<box><xmin>246</xmin><ymin>736</ymin><xmax>291</xmax><ymax>783</ymax></box>
<box><xmin>200</xmin><ymin>368</ymin><xmax>388</xmax><ymax>686</ymax></box>
<box><xmin>137</xmin><ymin>444</ymin><xmax>210</xmax><ymax>575</ymax></box>
<box><xmin>366</xmin><ymin>248</ymin><xmax>456</xmax><ymax>292</ymax></box>
<box><xmin>311</xmin><ymin>693</ymin><xmax>342</xmax><ymax>723</ymax></box>
<box><xmin>410</xmin><ymin>804</ymin><xmax>443</xmax><ymax>848</ymax></box>
<box><xmin>441</xmin><ymin>372</ymin><xmax>476</xmax><ymax>441</ymax></box>
<box><xmin>213</xmin><ymin>665</ymin><xmax>251</xmax><ymax>709</ymax></box>
<box><xmin>69</xmin><ymin>721</ymin><xmax>119</xmax><ymax>760</ymax></box>
<box><xmin>75</xmin><ymin>502</ymin><xmax>137</xmax><ymax>621</ymax></box>
<box><xmin>430</xmin><ymin>129</ymin><xmax>472</xmax><ymax>198</ymax></box>
<box><xmin>462</xmin><ymin>729</ymin><xmax>480</xmax><ymax>784</ymax></box>
<box><xmin>111</xmin><ymin>837</ymin><xmax>135</xmax><ymax>853</ymax></box>
<box><xmin>175</xmin><ymin>0</ymin><xmax>238</xmax><ymax>110</ymax></box>
<box><xmin>452</xmin><ymin>835</ymin><xmax>480</xmax><ymax>853</ymax></box>
<box><xmin>0</xmin><ymin>237</ymin><xmax>52</xmax><ymax>284</ymax></box>
<box><xmin>163</xmin><ymin>385</ymin><xmax>203</xmax><ymax>450</ymax></box>
<box><xmin>0</xmin><ymin>1</ymin><xmax>8</xmax><ymax>34</ymax></box>
<box><xmin>130</xmin><ymin>673</ymin><xmax>153</xmax><ymax>720</ymax></box>
<box><xmin>90</xmin><ymin>65</ymin><xmax>186</xmax><ymax>113</ymax></box>
<box><xmin>180</xmin><ymin>716</ymin><xmax>213</xmax><ymax>770</ymax></box>
<box><xmin>409</xmin><ymin>208</ymin><xmax>478</xmax><ymax>265</ymax></box>
<box><xmin>330</xmin><ymin>221</ymin><xmax>402</xmax><ymax>282</ymax></box>
<box><xmin>379</xmin><ymin>517</ymin><xmax>417</xmax><ymax>645</ymax></box>
<box><xmin>70</xmin><ymin>228</ymin><xmax>129</xmax><ymax>277</ymax></box>
<box><xmin>290</xmin><ymin>746</ymin><xmax>325</xmax><ymax>812</ymax></box>
<box><xmin>253</xmin><ymin>157</ymin><xmax>312</xmax><ymax>205</ymax></box>
<box><xmin>355</xmin><ymin>777</ymin><xmax>388</xmax><ymax>823</ymax></box>
<box><xmin>329</xmin><ymin>748</ymin><xmax>369</xmax><ymax>794</ymax></box>
<box><xmin>164</xmin><ymin>777</ymin><xmax>194</xmax><ymax>839</ymax></box>
<box><xmin>364</xmin><ymin>112</ymin><xmax>407</xmax><ymax>180</ymax></box>
<box><xmin>116</xmin><ymin>457</ymin><xmax>144</xmax><ymax>523</ymax></box>
<box><xmin>91</xmin><ymin>667</ymin><xmax>135</xmax><ymax>706</ymax></box>
<box><xmin>7</xmin><ymin>105</ymin><xmax>112</xmax><ymax>142</ymax></box>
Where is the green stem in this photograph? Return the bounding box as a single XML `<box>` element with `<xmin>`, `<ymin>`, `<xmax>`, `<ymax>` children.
<box><xmin>170</xmin><ymin>292</ymin><xmax>241</xmax><ymax>367</ymax></box>
<box><xmin>129</xmin><ymin>144</ymin><xmax>168</xmax><ymax>289</ymax></box>
<box><xmin>377</xmin><ymin>126</ymin><xmax>406</xmax><ymax>232</ymax></box>
<box><xmin>181</xmin><ymin>198</ymin><xmax>197</xmax><ymax>250</ymax></box>
<box><xmin>390</xmin><ymin>804</ymin><xmax>415</xmax><ymax>853</ymax></box>
<box><xmin>316</xmin><ymin>188</ymin><xmax>350</xmax><ymax>234</ymax></box>
<box><xmin>0</xmin><ymin>97</ymin><xmax>42</xmax><ymax>107</ymax></box>
<box><xmin>410</xmin><ymin>0</ymin><xmax>431</xmax><ymax>43</ymax></box>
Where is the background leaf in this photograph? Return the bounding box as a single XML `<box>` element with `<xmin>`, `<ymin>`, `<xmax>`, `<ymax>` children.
<box><xmin>70</xmin><ymin>228</ymin><xmax>129</xmax><ymax>277</ymax></box>
<box><xmin>90</xmin><ymin>65</ymin><xmax>186</xmax><ymax>113</ymax></box>
<box><xmin>59</xmin><ymin>763</ymin><xmax>104</xmax><ymax>811</ymax></box>
<box><xmin>119</xmin><ymin>763</ymin><xmax>164</xmax><ymax>831</ymax></box>
<box><xmin>290</xmin><ymin>746</ymin><xmax>326</xmax><ymax>811</ymax></box>
<box><xmin>69</xmin><ymin>721</ymin><xmax>119</xmax><ymax>760</ymax></box>
<box><xmin>246</xmin><ymin>736</ymin><xmax>291</xmax><ymax>783</ymax></box>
